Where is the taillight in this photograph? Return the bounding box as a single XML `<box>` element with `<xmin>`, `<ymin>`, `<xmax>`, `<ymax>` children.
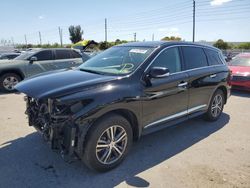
<box><xmin>228</xmin><ymin>70</ymin><xmax>233</xmax><ymax>86</ymax></box>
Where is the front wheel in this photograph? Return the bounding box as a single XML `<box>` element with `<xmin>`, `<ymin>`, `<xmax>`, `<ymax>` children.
<box><xmin>82</xmin><ymin>114</ymin><xmax>133</xmax><ymax>172</ymax></box>
<box><xmin>0</xmin><ymin>73</ymin><xmax>21</xmax><ymax>92</ymax></box>
<box><xmin>204</xmin><ymin>89</ymin><xmax>225</xmax><ymax>121</ymax></box>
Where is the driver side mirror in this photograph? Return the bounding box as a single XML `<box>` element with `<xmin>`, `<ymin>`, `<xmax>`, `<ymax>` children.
<box><xmin>148</xmin><ymin>67</ymin><xmax>170</xmax><ymax>78</ymax></box>
<box><xmin>29</xmin><ymin>56</ymin><xmax>37</xmax><ymax>63</ymax></box>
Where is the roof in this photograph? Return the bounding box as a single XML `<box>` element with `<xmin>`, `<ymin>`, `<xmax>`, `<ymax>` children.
<box><xmin>117</xmin><ymin>41</ymin><xmax>219</xmax><ymax>51</ymax></box>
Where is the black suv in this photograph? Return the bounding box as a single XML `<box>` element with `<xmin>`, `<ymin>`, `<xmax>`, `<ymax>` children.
<box><xmin>16</xmin><ymin>42</ymin><xmax>231</xmax><ymax>172</ymax></box>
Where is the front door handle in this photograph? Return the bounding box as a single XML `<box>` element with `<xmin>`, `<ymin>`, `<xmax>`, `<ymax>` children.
<box><xmin>210</xmin><ymin>74</ymin><xmax>217</xmax><ymax>78</ymax></box>
<box><xmin>178</xmin><ymin>82</ymin><xmax>188</xmax><ymax>87</ymax></box>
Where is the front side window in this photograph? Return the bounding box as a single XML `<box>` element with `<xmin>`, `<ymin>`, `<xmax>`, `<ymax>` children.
<box><xmin>14</xmin><ymin>51</ymin><xmax>36</xmax><ymax>60</ymax></box>
<box><xmin>35</xmin><ymin>50</ymin><xmax>53</xmax><ymax>61</ymax></box>
<box><xmin>79</xmin><ymin>46</ymin><xmax>155</xmax><ymax>75</ymax></box>
<box><xmin>205</xmin><ymin>49</ymin><xmax>223</xmax><ymax>65</ymax></box>
<box><xmin>182</xmin><ymin>46</ymin><xmax>208</xmax><ymax>69</ymax></box>
<box><xmin>150</xmin><ymin>47</ymin><xmax>181</xmax><ymax>74</ymax></box>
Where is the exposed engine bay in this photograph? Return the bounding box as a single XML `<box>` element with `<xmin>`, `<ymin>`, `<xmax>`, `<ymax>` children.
<box><xmin>24</xmin><ymin>96</ymin><xmax>89</xmax><ymax>159</ymax></box>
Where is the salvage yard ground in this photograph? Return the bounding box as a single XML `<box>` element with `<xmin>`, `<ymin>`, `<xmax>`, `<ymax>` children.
<box><xmin>0</xmin><ymin>91</ymin><xmax>250</xmax><ymax>188</ymax></box>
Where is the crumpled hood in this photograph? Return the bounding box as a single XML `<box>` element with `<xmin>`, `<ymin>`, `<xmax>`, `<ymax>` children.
<box><xmin>15</xmin><ymin>69</ymin><xmax>117</xmax><ymax>99</ymax></box>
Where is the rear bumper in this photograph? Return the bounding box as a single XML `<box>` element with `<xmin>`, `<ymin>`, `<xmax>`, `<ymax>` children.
<box><xmin>230</xmin><ymin>81</ymin><xmax>250</xmax><ymax>91</ymax></box>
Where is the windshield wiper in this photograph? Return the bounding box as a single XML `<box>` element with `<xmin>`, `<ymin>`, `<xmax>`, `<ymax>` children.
<box><xmin>79</xmin><ymin>68</ymin><xmax>104</xmax><ymax>75</ymax></box>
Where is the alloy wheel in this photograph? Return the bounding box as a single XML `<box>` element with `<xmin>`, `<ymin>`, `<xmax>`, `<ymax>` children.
<box><xmin>211</xmin><ymin>94</ymin><xmax>223</xmax><ymax>117</ymax></box>
<box><xmin>96</xmin><ymin>125</ymin><xmax>128</xmax><ymax>165</ymax></box>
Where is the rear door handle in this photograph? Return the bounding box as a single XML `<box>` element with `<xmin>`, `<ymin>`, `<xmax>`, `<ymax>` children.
<box><xmin>210</xmin><ymin>74</ymin><xmax>217</xmax><ymax>78</ymax></box>
<box><xmin>178</xmin><ymin>82</ymin><xmax>188</xmax><ymax>87</ymax></box>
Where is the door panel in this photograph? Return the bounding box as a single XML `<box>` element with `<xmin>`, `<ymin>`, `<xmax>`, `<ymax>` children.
<box><xmin>26</xmin><ymin>50</ymin><xmax>56</xmax><ymax>77</ymax></box>
<box><xmin>54</xmin><ymin>49</ymin><xmax>83</xmax><ymax>69</ymax></box>
<box><xmin>142</xmin><ymin>47</ymin><xmax>189</xmax><ymax>127</ymax></box>
<box><xmin>142</xmin><ymin>73</ymin><xmax>189</xmax><ymax>127</ymax></box>
<box><xmin>53</xmin><ymin>58</ymin><xmax>82</xmax><ymax>69</ymax></box>
<box><xmin>186</xmin><ymin>67</ymin><xmax>219</xmax><ymax>109</ymax></box>
<box><xmin>27</xmin><ymin>60</ymin><xmax>57</xmax><ymax>77</ymax></box>
<box><xmin>181</xmin><ymin>46</ymin><xmax>219</xmax><ymax>110</ymax></box>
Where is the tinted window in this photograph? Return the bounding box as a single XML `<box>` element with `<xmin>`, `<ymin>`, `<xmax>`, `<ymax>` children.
<box><xmin>8</xmin><ymin>55</ymin><xmax>18</xmax><ymax>59</ymax></box>
<box><xmin>182</xmin><ymin>47</ymin><xmax>208</xmax><ymax>69</ymax></box>
<box><xmin>71</xmin><ymin>50</ymin><xmax>81</xmax><ymax>58</ymax></box>
<box><xmin>205</xmin><ymin>49</ymin><xmax>223</xmax><ymax>65</ymax></box>
<box><xmin>35</xmin><ymin>50</ymin><xmax>53</xmax><ymax>61</ymax></box>
<box><xmin>150</xmin><ymin>47</ymin><xmax>181</xmax><ymax>73</ymax></box>
<box><xmin>55</xmin><ymin>50</ymin><xmax>71</xmax><ymax>59</ymax></box>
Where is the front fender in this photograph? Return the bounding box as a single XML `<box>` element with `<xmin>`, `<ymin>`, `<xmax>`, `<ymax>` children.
<box><xmin>57</xmin><ymin>82</ymin><xmax>142</xmax><ymax>126</ymax></box>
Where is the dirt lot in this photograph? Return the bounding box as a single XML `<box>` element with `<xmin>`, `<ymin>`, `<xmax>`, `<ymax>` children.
<box><xmin>0</xmin><ymin>91</ymin><xmax>250</xmax><ymax>188</ymax></box>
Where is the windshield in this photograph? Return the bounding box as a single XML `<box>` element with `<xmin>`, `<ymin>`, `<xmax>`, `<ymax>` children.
<box><xmin>14</xmin><ymin>51</ymin><xmax>36</xmax><ymax>60</ymax></box>
<box><xmin>79</xmin><ymin>46</ymin><xmax>155</xmax><ymax>75</ymax></box>
<box><xmin>230</xmin><ymin>56</ymin><xmax>250</xmax><ymax>67</ymax></box>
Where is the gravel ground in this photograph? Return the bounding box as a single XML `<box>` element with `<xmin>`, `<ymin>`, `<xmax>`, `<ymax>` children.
<box><xmin>0</xmin><ymin>91</ymin><xmax>250</xmax><ymax>188</ymax></box>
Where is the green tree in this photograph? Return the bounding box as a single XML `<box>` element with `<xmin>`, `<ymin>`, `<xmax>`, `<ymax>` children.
<box><xmin>237</xmin><ymin>42</ymin><xmax>250</xmax><ymax>49</ymax></box>
<box><xmin>68</xmin><ymin>25</ymin><xmax>83</xmax><ymax>44</ymax></box>
<box><xmin>213</xmin><ymin>39</ymin><xmax>229</xmax><ymax>50</ymax></box>
<box><xmin>99</xmin><ymin>42</ymin><xmax>111</xmax><ymax>50</ymax></box>
<box><xmin>161</xmin><ymin>36</ymin><xmax>182</xmax><ymax>41</ymax></box>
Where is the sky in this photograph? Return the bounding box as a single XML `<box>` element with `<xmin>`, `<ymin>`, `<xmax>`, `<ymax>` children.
<box><xmin>0</xmin><ymin>0</ymin><xmax>249</xmax><ymax>45</ymax></box>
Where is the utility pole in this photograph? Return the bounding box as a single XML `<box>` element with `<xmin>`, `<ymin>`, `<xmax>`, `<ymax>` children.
<box><xmin>134</xmin><ymin>32</ymin><xmax>137</xmax><ymax>42</ymax></box>
<box><xmin>105</xmin><ymin>18</ymin><xmax>107</xmax><ymax>42</ymax></box>
<box><xmin>11</xmin><ymin>37</ymin><xmax>14</xmax><ymax>46</ymax></box>
<box><xmin>39</xmin><ymin>31</ymin><xmax>42</xmax><ymax>45</ymax></box>
<box><xmin>193</xmin><ymin>0</ymin><xmax>196</xmax><ymax>42</ymax></box>
<box><xmin>60</xmin><ymin>28</ymin><xmax>63</xmax><ymax>47</ymax></box>
<box><xmin>152</xmin><ymin>33</ymin><xmax>154</xmax><ymax>41</ymax></box>
<box><xmin>24</xmin><ymin>35</ymin><xmax>27</xmax><ymax>48</ymax></box>
<box><xmin>58</xmin><ymin>27</ymin><xmax>63</xmax><ymax>47</ymax></box>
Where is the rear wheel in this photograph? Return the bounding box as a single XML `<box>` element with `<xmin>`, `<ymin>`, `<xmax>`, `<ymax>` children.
<box><xmin>82</xmin><ymin>114</ymin><xmax>133</xmax><ymax>172</ymax></box>
<box><xmin>204</xmin><ymin>89</ymin><xmax>225</xmax><ymax>121</ymax></box>
<box><xmin>0</xmin><ymin>73</ymin><xmax>21</xmax><ymax>92</ymax></box>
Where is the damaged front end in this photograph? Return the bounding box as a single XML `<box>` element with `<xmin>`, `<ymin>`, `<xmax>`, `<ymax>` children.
<box><xmin>24</xmin><ymin>96</ymin><xmax>90</xmax><ymax>160</ymax></box>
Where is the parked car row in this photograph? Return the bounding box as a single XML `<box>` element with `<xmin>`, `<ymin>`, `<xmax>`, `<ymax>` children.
<box><xmin>0</xmin><ymin>52</ymin><xmax>20</xmax><ymax>60</ymax></box>
<box><xmin>0</xmin><ymin>48</ymin><xmax>89</xmax><ymax>92</ymax></box>
<box><xmin>16</xmin><ymin>41</ymin><xmax>231</xmax><ymax>172</ymax></box>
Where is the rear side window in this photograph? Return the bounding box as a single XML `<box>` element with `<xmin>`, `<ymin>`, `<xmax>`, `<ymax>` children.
<box><xmin>70</xmin><ymin>50</ymin><xmax>82</xmax><ymax>58</ymax></box>
<box><xmin>55</xmin><ymin>50</ymin><xmax>71</xmax><ymax>59</ymax></box>
<box><xmin>205</xmin><ymin>49</ymin><xmax>223</xmax><ymax>65</ymax></box>
<box><xmin>182</xmin><ymin>46</ymin><xmax>208</xmax><ymax>70</ymax></box>
<box><xmin>150</xmin><ymin>47</ymin><xmax>181</xmax><ymax>73</ymax></box>
<box><xmin>35</xmin><ymin>50</ymin><xmax>53</xmax><ymax>61</ymax></box>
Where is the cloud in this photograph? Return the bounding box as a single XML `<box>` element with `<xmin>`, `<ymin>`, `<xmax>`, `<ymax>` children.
<box><xmin>210</xmin><ymin>0</ymin><xmax>232</xmax><ymax>6</ymax></box>
<box><xmin>38</xmin><ymin>15</ymin><xmax>45</xmax><ymax>20</ymax></box>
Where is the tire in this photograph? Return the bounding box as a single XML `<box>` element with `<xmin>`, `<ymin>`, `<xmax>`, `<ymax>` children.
<box><xmin>82</xmin><ymin>113</ymin><xmax>133</xmax><ymax>172</ymax></box>
<box><xmin>204</xmin><ymin>89</ymin><xmax>225</xmax><ymax>121</ymax></box>
<box><xmin>0</xmin><ymin>73</ymin><xmax>21</xmax><ymax>92</ymax></box>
